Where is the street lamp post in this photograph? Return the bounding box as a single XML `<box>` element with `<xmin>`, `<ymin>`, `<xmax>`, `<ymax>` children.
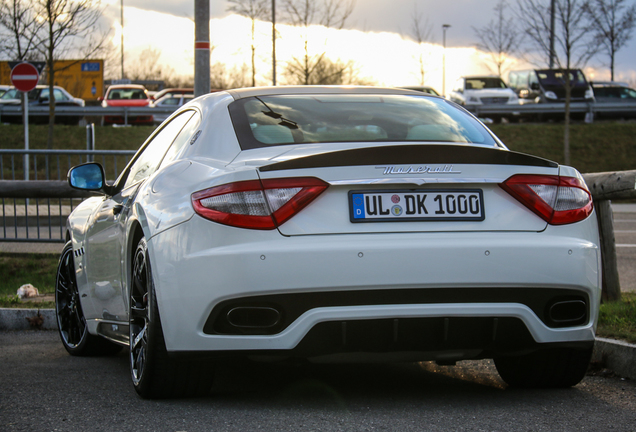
<box><xmin>442</xmin><ymin>24</ymin><xmax>451</xmax><ymax>97</ymax></box>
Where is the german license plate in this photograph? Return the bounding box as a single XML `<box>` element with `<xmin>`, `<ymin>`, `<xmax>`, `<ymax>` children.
<box><xmin>349</xmin><ymin>189</ymin><xmax>485</xmax><ymax>222</ymax></box>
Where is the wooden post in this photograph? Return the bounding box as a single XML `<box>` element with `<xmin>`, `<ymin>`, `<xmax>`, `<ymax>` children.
<box><xmin>595</xmin><ymin>200</ymin><xmax>621</xmax><ymax>302</ymax></box>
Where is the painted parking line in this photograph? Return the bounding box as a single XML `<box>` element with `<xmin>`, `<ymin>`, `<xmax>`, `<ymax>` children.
<box><xmin>616</xmin><ymin>244</ymin><xmax>636</xmax><ymax>248</ymax></box>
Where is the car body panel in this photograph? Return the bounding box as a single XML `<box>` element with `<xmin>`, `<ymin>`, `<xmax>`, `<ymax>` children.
<box><xmin>63</xmin><ymin>86</ymin><xmax>601</xmax><ymax>366</ymax></box>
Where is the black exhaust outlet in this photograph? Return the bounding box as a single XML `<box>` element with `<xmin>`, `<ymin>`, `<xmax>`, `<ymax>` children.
<box><xmin>227</xmin><ymin>306</ymin><xmax>281</xmax><ymax>329</ymax></box>
<box><xmin>548</xmin><ymin>300</ymin><xmax>587</xmax><ymax>326</ymax></box>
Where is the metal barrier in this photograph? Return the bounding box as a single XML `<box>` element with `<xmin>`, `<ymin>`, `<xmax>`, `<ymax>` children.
<box><xmin>1</xmin><ymin>102</ymin><xmax>636</xmax><ymax>125</ymax></box>
<box><xmin>0</xmin><ymin>149</ymin><xmax>135</xmax><ymax>243</ymax></box>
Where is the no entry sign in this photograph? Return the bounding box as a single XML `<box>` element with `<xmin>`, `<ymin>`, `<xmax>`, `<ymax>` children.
<box><xmin>10</xmin><ymin>62</ymin><xmax>39</xmax><ymax>92</ymax></box>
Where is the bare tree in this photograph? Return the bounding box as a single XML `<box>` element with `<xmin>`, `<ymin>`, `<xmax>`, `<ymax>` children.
<box><xmin>209</xmin><ymin>62</ymin><xmax>250</xmax><ymax>89</ymax></box>
<box><xmin>284</xmin><ymin>56</ymin><xmax>371</xmax><ymax>85</ymax></box>
<box><xmin>33</xmin><ymin>0</ymin><xmax>108</xmax><ymax>148</ymax></box>
<box><xmin>407</xmin><ymin>4</ymin><xmax>435</xmax><ymax>86</ymax></box>
<box><xmin>473</xmin><ymin>0</ymin><xmax>524</xmax><ymax>76</ymax></box>
<box><xmin>227</xmin><ymin>0</ymin><xmax>270</xmax><ymax>87</ymax></box>
<box><xmin>583</xmin><ymin>0</ymin><xmax>636</xmax><ymax>81</ymax></box>
<box><xmin>281</xmin><ymin>0</ymin><xmax>355</xmax><ymax>85</ymax></box>
<box><xmin>0</xmin><ymin>0</ymin><xmax>44</xmax><ymax>60</ymax></box>
<box><xmin>516</xmin><ymin>0</ymin><xmax>597</xmax><ymax>165</ymax></box>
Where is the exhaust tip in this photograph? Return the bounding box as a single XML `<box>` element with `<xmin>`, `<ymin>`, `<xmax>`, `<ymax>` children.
<box><xmin>548</xmin><ymin>300</ymin><xmax>587</xmax><ymax>326</ymax></box>
<box><xmin>227</xmin><ymin>306</ymin><xmax>281</xmax><ymax>329</ymax></box>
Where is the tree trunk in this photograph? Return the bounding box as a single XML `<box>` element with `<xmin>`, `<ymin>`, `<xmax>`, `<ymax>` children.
<box><xmin>47</xmin><ymin>5</ymin><xmax>55</xmax><ymax>150</ymax></box>
<box><xmin>596</xmin><ymin>200</ymin><xmax>621</xmax><ymax>302</ymax></box>
<box><xmin>564</xmin><ymin>76</ymin><xmax>570</xmax><ymax>166</ymax></box>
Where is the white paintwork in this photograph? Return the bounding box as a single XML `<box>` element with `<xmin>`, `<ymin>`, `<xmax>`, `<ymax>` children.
<box><xmin>64</xmin><ymin>86</ymin><xmax>601</xmax><ymax>360</ymax></box>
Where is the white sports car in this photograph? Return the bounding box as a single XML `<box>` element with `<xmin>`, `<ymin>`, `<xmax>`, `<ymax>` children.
<box><xmin>56</xmin><ymin>86</ymin><xmax>600</xmax><ymax>399</ymax></box>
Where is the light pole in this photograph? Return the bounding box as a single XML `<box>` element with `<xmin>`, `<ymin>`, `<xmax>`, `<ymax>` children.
<box><xmin>272</xmin><ymin>0</ymin><xmax>276</xmax><ymax>86</ymax></box>
<box><xmin>442</xmin><ymin>24</ymin><xmax>451</xmax><ymax>97</ymax></box>
<box><xmin>120</xmin><ymin>0</ymin><xmax>124</xmax><ymax>79</ymax></box>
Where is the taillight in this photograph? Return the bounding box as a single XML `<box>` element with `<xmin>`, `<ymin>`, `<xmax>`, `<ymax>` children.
<box><xmin>500</xmin><ymin>174</ymin><xmax>593</xmax><ymax>225</ymax></box>
<box><xmin>191</xmin><ymin>177</ymin><xmax>328</xmax><ymax>230</ymax></box>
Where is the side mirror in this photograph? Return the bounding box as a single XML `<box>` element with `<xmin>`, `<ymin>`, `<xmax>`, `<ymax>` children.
<box><xmin>98</xmin><ymin>97</ymin><xmax>104</xmax><ymax>102</ymax></box>
<box><xmin>530</xmin><ymin>82</ymin><xmax>540</xmax><ymax>91</ymax></box>
<box><xmin>68</xmin><ymin>162</ymin><xmax>105</xmax><ymax>191</ymax></box>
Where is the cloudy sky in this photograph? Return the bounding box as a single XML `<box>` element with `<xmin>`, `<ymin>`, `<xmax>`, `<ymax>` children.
<box><xmin>101</xmin><ymin>0</ymin><xmax>636</xmax><ymax>90</ymax></box>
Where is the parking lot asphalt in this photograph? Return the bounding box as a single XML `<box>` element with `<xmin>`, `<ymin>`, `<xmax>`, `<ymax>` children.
<box><xmin>1</xmin><ymin>203</ymin><xmax>635</xmax><ymax>379</ymax></box>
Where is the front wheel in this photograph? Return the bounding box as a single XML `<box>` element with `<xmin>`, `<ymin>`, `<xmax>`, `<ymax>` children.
<box><xmin>55</xmin><ymin>241</ymin><xmax>122</xmax><ymax>356</ymax></box>
<box><xmin>129</xmin><ymin>237</ymin><xmax>214</xmax><ymax>399</ymax></box>
<box><xmin>494</xmin><ymin>347</ymin><xmax>593</xmax><ymax>388</ymax></box>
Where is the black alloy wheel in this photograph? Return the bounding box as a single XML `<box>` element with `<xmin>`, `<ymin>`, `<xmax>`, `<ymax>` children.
<box><xmin>55</xmin><ymin>241</ymin><xmax>121</xmax><ymax>356</ymax></box>
<box><xmin>130</xmin><ymin>238</ymin><xmax>151</xmax><ymax>387</ymax></box>
<box><xmin>129</xmin><ymin>236</ymin><xmax>215</xmax><ymax>399</ymax></box>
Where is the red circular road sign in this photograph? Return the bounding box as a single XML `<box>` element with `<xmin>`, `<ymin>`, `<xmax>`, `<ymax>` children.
<box><xmin>10</xmin><ymin>62</ymin><xmax>39</xmax><ymax>92</ymax></box>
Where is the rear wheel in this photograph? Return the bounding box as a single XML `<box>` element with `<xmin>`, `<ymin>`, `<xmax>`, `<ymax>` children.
<box><xmin>129</xmin><ymin>237</ymin><xmax>214</xmax><ymax>399</ymax></box>
<box><xmin>494</xmin><ymin>347</ymin><xmax>593</xmax><ymax>388</ymax></box>
<box><xmin>55</xmin><ymin>241</ymin><xmax>122</xmax><ymax>356</ymax></box>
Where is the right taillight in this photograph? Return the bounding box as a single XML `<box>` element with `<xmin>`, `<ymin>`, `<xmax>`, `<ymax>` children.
<box><xmin>500</xmin><ymin>174</ymin><xmax>593</xmax><ymax>225</ymax></box>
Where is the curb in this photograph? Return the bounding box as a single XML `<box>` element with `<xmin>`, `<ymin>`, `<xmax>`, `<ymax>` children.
<box><xmin>1</xmin><ymin>308</ymin><xmax>635</xmax><ymax>380</ymax></box>
<box><xmin>0</xmin><ymin>308</ymin><xmax>57</xmax><ymax>331</ymax></box>
<box><xmin>592</xmin><ymin>337</ymin><xmax>636</xmax><ymax>380</ymax></box>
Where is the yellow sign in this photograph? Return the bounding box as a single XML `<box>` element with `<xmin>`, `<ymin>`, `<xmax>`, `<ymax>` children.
<box><xmin>0</xmin><ymin>59</ymin><xmax>104</xmax><ymax>101</ymax></box>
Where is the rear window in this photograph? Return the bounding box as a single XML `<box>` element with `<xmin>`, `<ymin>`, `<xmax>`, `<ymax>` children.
<box><xmin>228</xmin><ymin>94</ymin><xmax>498</xmax><ymax>150</ymax></box>
<box><xmin>107</xmin><ymin>88</ymin><xmax>148</xmax><ymax>100</ymax></box>
<box><xmin>465</xmin><ymin>78</ymin><xmax>507</xmax><ymax>89</ymax></box>
<box><xmin>537</xmin><ymin>70</ymin><xmax>588</xmax><ymax>87</ymax></box>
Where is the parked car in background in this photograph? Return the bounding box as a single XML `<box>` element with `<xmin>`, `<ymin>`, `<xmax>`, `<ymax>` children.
<box><xmin>0</xmin><ymin>85</ymin><xmax>85</xmax><ymax>125</ymax></box>
<box><xmin>100</xmin><ymin>84</ymin><xmax>153</xmax><ymax>126</ymax></box>
<box><xmin>0</xmin><ymin>85</ymin><xmax>10</xmax><ymax>98</ymax></box>
<box><xmin>448</xmin><ymin>76</ymin><xmax>519</xmax><ymax>122</ymax></box>
<box><xmin>152</xmin><ymin>88</ymin><xmax>194</xmax><ymax>101</ymax></box>
<box><xmin>399</xmin><ymin>86</ymin><xmax>440</xmax><ymax>96</ymax></box>
<box><xmin>152</xmin><ymin>94</ymin><xmax>194</xmax><ymax>124</ymax></box>
<box><xmin>508</xmin><ymin>69</ymin><xmax>595</xmax><ymax>104</ymax></box>
<box><xmin>58</xmin><ymin>86</ymin><xmax>600</xmax><ymax>399</ymax></box>
<box><xmin>590</xmin><ymin>81</ymin><xmax>636</xmax><ymax>120</ymax></box>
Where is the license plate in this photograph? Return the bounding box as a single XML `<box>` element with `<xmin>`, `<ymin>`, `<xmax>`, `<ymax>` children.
<box><xmin>349</xmin><ymin>189</ymin><xmax>485</xmax><ymax>222</ymax></box>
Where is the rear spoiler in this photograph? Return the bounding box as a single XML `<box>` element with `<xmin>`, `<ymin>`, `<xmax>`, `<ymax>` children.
<box><xmin>259</xmin><ymin>144</ymin><xmax>558</xmax><ymax>172</ymax></box>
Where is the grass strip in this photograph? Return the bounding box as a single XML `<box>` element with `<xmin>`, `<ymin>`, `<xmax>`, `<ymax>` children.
<box><xmin>596</xmin><ymin>292</ymin><xmax>636</xmax><ymax>344</ymax></box>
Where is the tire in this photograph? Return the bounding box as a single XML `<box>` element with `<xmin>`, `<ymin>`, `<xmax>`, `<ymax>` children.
<box><xmin>494</xmin><ymin>347</ymin><xmax>593</xmax><ymax>388</ymax></box>
<box><xmin>55</xmin><ymin>241</ymin><xmax>122</xmax><ymax>356</ymax></box>
<box><xmin>129</xmin><ymin>237</ymin><xmax>214</xmax><ymax>399</ymax></box>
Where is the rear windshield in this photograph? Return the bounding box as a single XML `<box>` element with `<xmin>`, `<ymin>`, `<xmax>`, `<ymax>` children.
<box><xmin>465</xmin><ymin>78</ymin><xmax>507</xmax><ymax>89</ymax></box>
<box><xmin>107</xmin><ymin>88</ymin><xmax>148</xmax><ymax>100</ymax></box>
<box><xmin>228</xmin><ymin>94</ymin><xmax>498</xmax><ymax>150</ymax></box>
<box><xmin>537</xmin><ymin>70</ymin><xmax>588</xmax><ymax>87</ymax></box>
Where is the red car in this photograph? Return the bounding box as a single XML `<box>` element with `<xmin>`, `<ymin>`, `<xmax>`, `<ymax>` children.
<box><xmin>100</xmin><ymin>84</ymin><xmax>153</xmax><ymax>126</ymax></box>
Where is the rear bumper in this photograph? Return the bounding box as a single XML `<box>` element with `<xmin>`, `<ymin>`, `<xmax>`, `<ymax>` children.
<box><xmin>148</xmin><ymin>216</ymin><xmax>601</xmax><ymax>358</ymax></box>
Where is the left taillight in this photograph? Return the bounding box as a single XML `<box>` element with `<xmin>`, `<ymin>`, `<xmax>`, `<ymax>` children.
<box><xmin>500</xmin><ymin>174</ymin><xmax>593</xmax><ymax>225</ymax></box>
<box><xmin>191</xmin><ymin>177</ymin><xmax>329</xmax><ymax>230</ymax></box>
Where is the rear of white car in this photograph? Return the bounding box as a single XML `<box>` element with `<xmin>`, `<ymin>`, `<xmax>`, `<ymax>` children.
<box><xmin>148</xmin><ymin>89</ymin><xmax>600</xmax><ymax>389</ymax></box>
<box><xmin>60</xmin><ymin>87</ymin><xmax>600</xmax><ymax>398</ymax></box>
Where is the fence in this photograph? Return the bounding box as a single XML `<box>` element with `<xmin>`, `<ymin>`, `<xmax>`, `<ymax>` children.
<box><xmin>1</xmin><ymin>101</ymin><xmax>636</xmax><ymax>125</ymax></box>
<box><xmin>0</xmin><ymin>149</ymin><xmax>135</xmax><ymax>243</ymax></box>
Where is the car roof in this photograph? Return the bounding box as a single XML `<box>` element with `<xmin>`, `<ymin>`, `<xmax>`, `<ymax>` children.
<box><xmin>591</xmin><ymin>81</ymin><xmax>631</xmax><ymax>88</ymax></box>
<box><xmin>107</xmin><ymin>84</ymin><xmax>147</xmax><ymax>91</ymax></box>
<box><xmin>461</xmin><ymin>75</ymin><xmax>502</xmax><ymax>79</ymax></box>
<box><xmin>224</xmin><ymin>85</ymin><xmax>434</xmax><ymax>100</ymax></box>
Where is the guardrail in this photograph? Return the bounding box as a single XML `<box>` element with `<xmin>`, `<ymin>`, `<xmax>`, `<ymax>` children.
<box><xmin>468</xmin><ymin>100</ymin><xmax>636</xmax><ymax>119</ymax></box>
<box><xmin>2</xmin><ymin>101</ymin><xmax>636</xmax><ymax>124</ymax></box>
<box><xmin>0</xmin><ymin>105</ymin><xmax>176</xmax><ymax>126</ymax></box>
<box><xmin>0</xmin><ymin>149</ymin><xmax>135</xmax><ymax>244</ymax></box>
<box><xmin>0</xmin><ymin>167</ymin><xmax>633</xmax><ymax>301</ymax></box>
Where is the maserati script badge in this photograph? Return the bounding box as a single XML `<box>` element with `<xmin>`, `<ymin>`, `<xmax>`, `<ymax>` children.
<box><xmin>376</xmin><ymin>165</ymin><xmax>461</xmax><ymax>175</ymax></box>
